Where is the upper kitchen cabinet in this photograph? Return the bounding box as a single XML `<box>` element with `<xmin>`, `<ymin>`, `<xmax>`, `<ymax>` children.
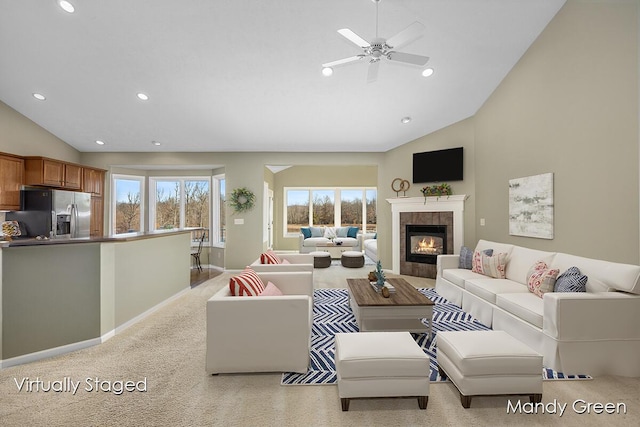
<box><xmin>0</xmin><ymin>153</ymin><xmax>24</xmax><ymax>210</ymax></box>
<box><xmin>24</xmin><ymin>157</ymin><xmax>83</xmax><ymax>190</ymax></box>
<box><xmin>82</xmin><ymin>167</ymin><xmax>106</xmax><ymax>196</ymax></box>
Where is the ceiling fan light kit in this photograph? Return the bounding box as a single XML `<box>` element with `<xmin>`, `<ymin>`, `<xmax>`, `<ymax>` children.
<box><xmin>321</xmin><ymin>0</ymin><xmax>429</xmax><ymax>82</ymax></box>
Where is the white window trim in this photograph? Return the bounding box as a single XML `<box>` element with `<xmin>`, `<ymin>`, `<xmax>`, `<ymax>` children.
<box><xmin>111</xmin><ymin>174</ymin><xmax>145</xmax><ymax>235</ymax></box>
<box><xmin>211</xmin><ymin>174</ymin><xmax>225</xmax><ymax>248</ymax></box>
<box><xmin>283</xmin><ymin>187</ymin><xmax>377</xmax><ymax>238</ymax></box>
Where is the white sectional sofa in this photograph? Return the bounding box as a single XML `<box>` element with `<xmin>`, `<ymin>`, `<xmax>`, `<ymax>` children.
<box><xmin>436</xmin><ymin>240</ymin><xmax>640</xmax><ymax>377</ymax></box>
<box><xmin>298</xmin><ymin>226</ymin><xmax>363</xmax><ymax>253</ymax></box>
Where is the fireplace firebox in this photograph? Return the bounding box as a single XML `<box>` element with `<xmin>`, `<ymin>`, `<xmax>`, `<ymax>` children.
<box><xmin>405</xmin><ymin>225</ymin><xmax>447</xmax><ymax>265</ymax></box>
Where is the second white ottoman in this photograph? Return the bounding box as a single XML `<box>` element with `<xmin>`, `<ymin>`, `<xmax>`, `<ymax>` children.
<box><xmin>334</xmin><ymin>332</ymin><xmax>430</xmax><ymax>411</ymax></box>
<box><xmin>437</xmin><ymin>330</ymin><xmax>543</xmax><ymax>408</ymax></box>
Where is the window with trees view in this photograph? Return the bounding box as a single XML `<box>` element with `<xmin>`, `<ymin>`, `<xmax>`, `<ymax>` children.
<box><xmin>112</xmin><ymin>175</ymin><xmax>144</xmax><ymax>234</ymax></box>
<box><xmin>285</xmin><ymin>187</ymin><xmax>376</xmax><ymax>236</ymax></box>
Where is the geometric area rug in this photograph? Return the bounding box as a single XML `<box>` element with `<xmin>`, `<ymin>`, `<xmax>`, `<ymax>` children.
<box><xmin>281</xmin><ymin>288</ymin><xmax>591</xmax><ymax>386</ymax></box>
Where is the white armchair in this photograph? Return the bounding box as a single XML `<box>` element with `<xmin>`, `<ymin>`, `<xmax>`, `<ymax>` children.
<box><xmin>249</xmin><ymin>252</ymin><xmax>314</xmax><ymax>272</ymax></box>
<box><xmin>206</xmin><ymin>271</ymin><xmax>313</xmax><ymax>374</ymax></box>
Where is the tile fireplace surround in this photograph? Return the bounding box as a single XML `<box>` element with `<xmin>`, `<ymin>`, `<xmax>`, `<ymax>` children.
<box><xmin>387</xmin><ymin>195</ymin><xmax>468</xmax><ymax>277</ymax></box>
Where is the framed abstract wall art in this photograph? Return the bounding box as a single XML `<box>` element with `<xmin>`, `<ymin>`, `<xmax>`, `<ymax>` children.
<box><xmin>508</xmin><ymin>172</ymin><xmax>554</xmax><ymax>239</ymax></box>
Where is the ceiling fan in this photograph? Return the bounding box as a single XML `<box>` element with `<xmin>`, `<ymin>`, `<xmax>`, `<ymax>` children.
<box><xmin>322</xmin><ymin>0</ymin><xmax>429</xmax><ymax>82</ymax></box>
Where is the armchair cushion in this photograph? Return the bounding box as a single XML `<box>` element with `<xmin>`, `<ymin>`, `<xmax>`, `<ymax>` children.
<box><xmin>229</xmin><ymin>268</ymin><xmax>265</xmax><ymax>296</ymax></box>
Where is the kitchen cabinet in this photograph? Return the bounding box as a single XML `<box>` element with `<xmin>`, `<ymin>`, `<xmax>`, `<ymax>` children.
<box><xmin>82</xmin><ymin>167</ymin><xmax>105</xmax><ymax>196</ymax></box>
<box><xmin>0</xmin><ymin>153</ymin><xmax>24</xmax><ymax>210</ymax></box>
<box><xmin>24</xmin><ymin>157</ymin><xmax>83</xmax><ymax>190</ymax></box>
<box><xmin>90</xmin><ymin>196</ymin><xmax>104</xmax><ymax>237</ymax></box>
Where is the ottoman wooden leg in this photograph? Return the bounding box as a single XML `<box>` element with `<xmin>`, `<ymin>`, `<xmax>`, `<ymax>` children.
<box><xmin>341</xmin><ymin>398</ymin><xmax>350</xmax><ymax>411</ymax></box>
<box><xmin>460</xmin><ymin>394</ymin><xmax>472</xmax><ymax>408</ymax></box>
<box><xmin>418</xmin><ymin>396</ymin><xmax>429</xmax><ymax>410</ymax></box>
<box><xmin>530</xmin><ymin>394</ymin><xmax>542</xmax><ymax>404</ymax></box>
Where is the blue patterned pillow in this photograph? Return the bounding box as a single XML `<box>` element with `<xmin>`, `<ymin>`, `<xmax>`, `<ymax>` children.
<box><xmin>459</xmin><ymin>246</ymin><xmax>493</xmax><ymax>269</ymax></box>
<box><xmin>300</xmin><ymin>227</ymin><xmax>311</xmax><ymax>239</ymax></box>
<box><xmin>554</xmin><ymin>267</ymin><xmax>588</xmax><ymax>293</ymax></box>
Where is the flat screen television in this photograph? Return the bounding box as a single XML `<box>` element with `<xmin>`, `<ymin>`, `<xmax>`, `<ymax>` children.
<box><xmin>412</xmin><ymin>147</ymin><xmax>463</xmax><ymax>183</ymax></box>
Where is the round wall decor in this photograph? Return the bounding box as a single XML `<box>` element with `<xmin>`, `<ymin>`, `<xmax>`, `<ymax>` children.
<box><xmin>229</xmin><ymin>187</ymin><xmax>256</xmax><ymax>213</ymax></box>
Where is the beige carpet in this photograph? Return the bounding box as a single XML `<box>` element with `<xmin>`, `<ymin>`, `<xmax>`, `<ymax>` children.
<box><xmin>1</xmin><ymin>265</ymin><xmax>638</xmax><ymax>426</ymax></box>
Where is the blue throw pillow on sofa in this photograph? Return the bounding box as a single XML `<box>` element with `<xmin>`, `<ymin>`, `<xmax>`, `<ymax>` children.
<box><xmin>300</xmin><ymin>227</ymin><xmax>311</xmax><ymax>239</ymax></box>
<box><xmin>554</xmin><ymin>267</ymin><xmax>588</xmax><ymax>292</ymax></box>
<box><xmin>347</xmin><ymin>227</ymin><xmax>359</xmax><ymax>238</ymax></box>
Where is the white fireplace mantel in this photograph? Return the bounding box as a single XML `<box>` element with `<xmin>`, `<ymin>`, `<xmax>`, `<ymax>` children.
<box><xmin>386</xmin><ymin>195</ymin><xmax>468</xmax><ymax>274</ymax></box>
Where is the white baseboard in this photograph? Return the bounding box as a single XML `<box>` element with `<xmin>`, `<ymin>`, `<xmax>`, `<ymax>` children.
<box><xmin>1</xmin><ymin>286</ymin><xmax>190</xmax><ymax>370</ymax></box>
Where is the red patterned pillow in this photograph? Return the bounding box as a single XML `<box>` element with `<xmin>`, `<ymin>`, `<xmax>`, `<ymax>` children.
<box><xmin>229</xmin><ymin>268</ymin><xmax>265</xmax><ymax>296</ymax></box>
<box><xmin>527</xmin><ymin>261</ymin><xmax>559</xmax><ymax>298</ymax></box>
<box><xmin>260</xmin><ymin>251</ymin><xmax>281</xmax><ymax>264</ymax></box>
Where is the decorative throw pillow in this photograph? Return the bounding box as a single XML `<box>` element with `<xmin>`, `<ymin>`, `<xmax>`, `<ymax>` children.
<box><xmin>459</xmin><ymin>246</ymin><xmax>494</xmax><ymax>269</ymax></box>
<box><xmin>526</xmin><ymin>261</ymin><xmax>560</xmax><ymax>298</ymax></box>
<box><xmin>471</xmin><ymin>251</ymin><xmax>507</xmax><ymax>278</ymax></box>
<box><xmin>336</xmin><ymin>227</ymin><xmax>349</xmax><ymax>238</ymax></box>
<box><xmin>229</xmin><ymin>268</ymin><xmax>265</xmax><ymax>296</ymax></box>
<box><xmin>300</xmin><ymin>227</ymin><xmax>312</xmax><ymax>239</ymax></box>
<box><xmin>554</xmin><ymin>266</ymin><xmax>588</xmax><ymax>293</ymax></box>
<box><xmin>260</xmin><ymin>251</ymin><xmax>281</xmax><ymax>264</ymax></box>
<box><xmin>2</xmin><ymin>220</ymin><xmax>21</xmax><ymax>237</ymax></box>
<box><xmin>310</xmin><ymin>227</ymin><xmax>324</xmax><ymax>237</ymax></box>
<box><xmin>259</xmin><ymin>281</ymin><xmax>284</xmax><ymax>296</ymax></box>
<box><xmin>281</xmin><ymin>259</ymin><xmax>291</xmax><ymax>264</ymax></box>
<box><xmin>323</xmin><ymin>227</ymin><xmax>337</xmax><ymax>239</ymax></box>
<box><xmin>347</xmin><ymin>227</ymin><xmax>359</xmax><ymax>238</ymax></box>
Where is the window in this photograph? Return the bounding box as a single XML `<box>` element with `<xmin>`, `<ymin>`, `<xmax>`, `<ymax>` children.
<box><xmin>284</xmin><ymin>187</ymin><xmax>377</xmax><ymax>236</ymax></box>
<box><xmin>150</xmin><ymin>177</ymin><xmax>211</xmax><ymax>245</ymax></box>
<box><xmin>112</xmin><ymin>175</ymin><xmax>144</xmax><ymax>235</ymax></box>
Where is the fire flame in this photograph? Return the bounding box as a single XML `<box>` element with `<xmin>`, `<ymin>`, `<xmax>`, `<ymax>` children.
<box><xmin>414</xmin><ymin>237</ymin><xmax>440</xmax><ymax>254</ymax></box>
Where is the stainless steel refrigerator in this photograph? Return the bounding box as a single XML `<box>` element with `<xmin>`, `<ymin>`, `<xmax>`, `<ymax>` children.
<box><xmin>11</xmin><ymin>188</ymin><xmax>91</xmax><ymax>239</ymax></box>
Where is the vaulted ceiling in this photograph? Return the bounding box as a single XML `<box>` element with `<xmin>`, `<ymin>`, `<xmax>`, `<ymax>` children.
<box><xmin>0</xmin><ymin>0</ymin><xmax>565</xmax><ymax>153</ymax></box>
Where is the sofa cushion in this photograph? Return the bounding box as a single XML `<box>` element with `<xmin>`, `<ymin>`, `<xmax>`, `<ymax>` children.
<box><xmin>260</xmin><ymin>251</ymin><xmax>281</xmax><ymax>264</ymax></box>
<box><xmin>300</xmin><ymin>227</ymin><xmax>312</xmax><ymax>239</ymax></box>
<box><xmin>310</xmin><ymin>226</ymin><xmax>324</xmax><ymax>237</ymax></box>
<box><xmin>472</xmin><ymin>251</ymin><xmax>507</xmax><ymax>279</ymax></box>
<box><xmin>229</xmin><ymin>268</ymin><xmax>265</xmax><ymax>296</ymax></box>
<box><xmin>347</xmin><ymin>227</ymin><xmax>359</xmax><ymax>238</ymax></box>
<box><xmin>505</xmin><ymin>246</ymin><xmax>556</xmax><ymax>284</ymax></box>
<box><xmin>302</xmin><ymin>237</ymin><xmax>330</xmax><ymax>247</ymax></box>
<box><xmin>526</xmin><ymin>261</ymin><xmax>559</xmax><ymax>298</ymax></box>
<box><xmin>442</xmin><ymin>268</ymin><xmax>486</xmax><ymax>288</ymax></box>
<box><xmin>554</xmin><ymin>266</ymin><xmax>588</xmax><ymax>293</ymax></box>
<box><xmin>259</xmin><ymin>281</ymin><xmax>284</xmax><ymax>296</ymax></box>
<box><xmin>334</xmin><ymin>237</ymin><xmax>358</xmax><ymax>247</ymax></box>
<box><xmin>464</xmin><ymin>278</ymin><xmax>528</xmax><ymax>304</ymax></box>
<box><xmin>496</xmin><ymin>293</ymin><xmax>544</xmax><ymax>329</ymax></box>
<box><xmin>460</xmin><ymin>246</ymin><xmax>493</xmax><ymax>269</ymax></box>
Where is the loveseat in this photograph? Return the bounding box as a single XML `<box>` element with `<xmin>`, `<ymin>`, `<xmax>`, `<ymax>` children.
<box><xmin>206</xmin><ymin>270</ymin><xmax>313</xmax><ymax>374</ymax></box>
<box><xmin>362</xmin><ymin>233</ymin><xmax>377</xmax><ymax>262</ymax></box>
<box><xmin>298</xmin><ymin>226</ymin><xmax>363</xmax><ymax>253</ymax></box>
<box><xmin>436</xmin><ymin>239</ymin><xmax>640</xmax><ymax>377</ymax></box>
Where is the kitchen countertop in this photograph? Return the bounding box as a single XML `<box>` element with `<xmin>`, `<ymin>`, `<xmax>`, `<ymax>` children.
<box><xmin>0</xmin><ymin>228</ymin><xmax>200</xmax><ymax>248</ymax></box>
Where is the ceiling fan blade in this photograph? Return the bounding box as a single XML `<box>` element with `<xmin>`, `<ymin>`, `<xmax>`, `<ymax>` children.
<box><xmin>387</xmin><ymin>51</ymin><xmax>430</xmax><ymax>66</ymax></box>
<box><xmin>367</xmin><ymin>60</ymin><xmax>380</xmax><ymax>83</ymax></box>
<box><xmin>386</xmin><ymin>21</ymin><xmax>425</xmax><ymax>50</ymax></box>
<box><xmin>337</xmin><ymin>28</ymin><xmax>370</xmax><ymax>48</ymax></box>
<box><xmin>322</xmin><ymin>55</ymin><xmax>366</xmax><ymax>68</ymax></box>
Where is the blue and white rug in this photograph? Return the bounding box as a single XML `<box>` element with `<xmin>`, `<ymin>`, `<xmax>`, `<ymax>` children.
<box><xmin>281</xmin><ymin>288</ymin><xmax>591</xmax><ymax>385</ymax></box>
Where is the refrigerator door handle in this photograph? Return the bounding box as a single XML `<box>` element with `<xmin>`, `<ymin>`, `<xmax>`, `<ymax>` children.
<box><xmin>70</xmin><ymin>204</ymin><xmax>77</xmax><ymax>237</ymax></box>
<box><xmin>51</xmin><ymin>210</ymin><xmax>56</xmax><ymax>238</ymax></box>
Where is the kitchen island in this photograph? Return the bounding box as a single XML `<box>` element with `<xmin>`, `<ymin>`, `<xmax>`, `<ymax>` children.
<box><xmin>0</xmin><ymin>229</ymin><xmax>192</xmax><ymax>368</ymax></box>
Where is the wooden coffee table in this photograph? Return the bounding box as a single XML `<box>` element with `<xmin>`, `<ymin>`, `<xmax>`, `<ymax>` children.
<box><xmin>346</xmin><ymin>278</ymin><xmax>435</xmax><ymax>338</ymax></box>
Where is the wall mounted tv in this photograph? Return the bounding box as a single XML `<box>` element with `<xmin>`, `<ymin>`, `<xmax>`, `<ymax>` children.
<box><xmin>412</xmin><ymin>147</ymin><xmax>464</xmax><ymax>183</ymax></box>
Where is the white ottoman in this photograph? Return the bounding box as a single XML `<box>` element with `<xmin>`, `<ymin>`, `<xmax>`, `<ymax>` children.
<box><xmin>437</xmin><ymin>330</ymin><xmax>542</xmax><ymax>408</ymax></box>
<box><xmin>334</xmin><ymin>332</ymin><xmax>430</xmax><ymax>411</ymax></box>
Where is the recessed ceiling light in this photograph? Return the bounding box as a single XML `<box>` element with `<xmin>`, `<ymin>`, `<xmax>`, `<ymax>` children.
<box><xmin>95</xmin><ymin>140</ymin><xmax>105</xmax><ymax>145</ymax></box>
<box><xmin>32</xmin><ymin>93</ymin><xmax>46</xmax><ymax>101</ymax></box>
<box><xmin>137</xmin><ymin>93</ymin><xmax>149</xmax><ymax>101</ymax></box>
<box><xmin>422</xmin><ymin>68</ymin><xmax>434</xmax><ymax>77</ymax></box>
<box><xmin>151</xmin><ymin>141</ymin><xmax>161</xmax><ymax>146</ymax></box>
<box><xmin>401</xmin><ymin>117</ymin><xmax>412</xmax><ymax>124</ymax></box>
<box><xmin>322</xmin><ymin>67</ymin><xmax>333</xmax><ymax>77</ymax></box>
<box><xmin>57</xmin><ymin>1</ymin><xmax>75</xmax><ymax>13</ymax></box>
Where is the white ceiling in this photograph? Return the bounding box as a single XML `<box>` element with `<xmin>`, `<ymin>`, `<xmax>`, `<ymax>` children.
<box><xmin>0</xmin><ymin>0</ymin><xmax>565</xmax><ymax>153</ymax></box>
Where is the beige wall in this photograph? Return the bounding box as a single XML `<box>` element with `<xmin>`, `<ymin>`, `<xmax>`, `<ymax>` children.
<box><xmin>0</xmin><ymin>100</ymin><xmax>80</xmax><ymax>162</ymax></box>
<box><xmin>474</xmin><ymin>0</ymin><xmax>639</xmax><ymax>263</ymax></box>
<box><xmin>272</xmin><ymin>165</ymin><xmax>378</xmax><ymax>251</ymax></box>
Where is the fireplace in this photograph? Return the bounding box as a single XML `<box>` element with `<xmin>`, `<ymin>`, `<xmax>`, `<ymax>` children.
<box><xmin>406</xmin><ymin>225</ymin><xmax>447</xmax><ymax>265</ymax></box>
